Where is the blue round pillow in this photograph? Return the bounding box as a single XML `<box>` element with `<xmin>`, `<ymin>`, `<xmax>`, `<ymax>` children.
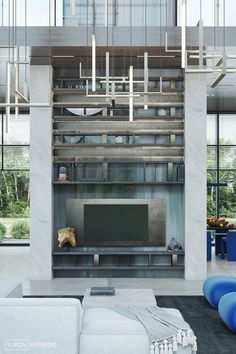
<box><xmin>219</xmin><ymin>292</ymin><xmax>236</xmax><ymax>332</ymax></box>
<box><xmin>203</xmin><ymin>276</ymin><xmax>236</xmax><ymax>308</ymax></box>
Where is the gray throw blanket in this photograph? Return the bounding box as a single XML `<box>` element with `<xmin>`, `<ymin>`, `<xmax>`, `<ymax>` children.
<box><xmin>113</xmin><ymin>306</ymin><xmax>197</xmax><ymax>354</ymax></box>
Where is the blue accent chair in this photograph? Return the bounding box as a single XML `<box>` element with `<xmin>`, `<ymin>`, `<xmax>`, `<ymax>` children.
<box><xmin>220</xmin><ymin>231</ymin><xmax>236</xmax><ymax>261</ymax></box>
<box><xmin>207</xmin><ymin>231</ymin><xmax>212</xmax><ymax>261</ymax></box>
<box><xmin>203</xmin><ymin>275</ymin><xmax>236</xmax><ymax>308</ymax></box>
<box><xmin>219</xmin><ymin>292</ymin><xmax>236</xmax><ymax>332</ymax></box>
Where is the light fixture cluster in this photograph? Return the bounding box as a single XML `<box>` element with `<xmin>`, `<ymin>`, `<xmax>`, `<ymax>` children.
<box><xmin>79</xmin><ymin>35</ymin><xmax>154</xmax><ymax>122</ymax></box>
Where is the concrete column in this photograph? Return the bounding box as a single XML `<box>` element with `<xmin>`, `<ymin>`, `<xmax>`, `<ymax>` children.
<box><xmin>184</xmin><ymin>73</ymin><xmax>207</xmax><ymax>280</ymax></box>
<box><xmin>30</xmin><ymin>65</ymin><xmax>53</xmax><ymax>280</ymax></box>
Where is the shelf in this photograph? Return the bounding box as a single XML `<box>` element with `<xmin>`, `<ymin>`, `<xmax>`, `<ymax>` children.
<box><xmin>53</xmin><ymin>181</ymin><xmax>184</xmax><ymax>185</ymax></box>
<box><xmin>53</xmin><ymin>265</ymin><xmax>184</xmax><ymax>270</ymax></box>
<box><xmin>53</xmin><ymin>156</ymin><xmax>184</xmax><ymax>163</ymax></box>
<box><xmin>53</xmin><ymin>76</ymin><xmax>184</xmax><ymax>82</ymax></box>
<box><xmin>53</xmin><ymin>129</ymin><xmax>184</xmax><ymax>135</ymax></box>
<box><xmin>53</xmin><ymin>102</ymin><xmax>184</xmax><ymax>108</ymax></box>
<box><xmin>52</xmin><ymin>249</ymin><xmax>184</xmax><ymax>273</ymax></box>
<box><xmin>53</xmin><ymin>250</ymin><xmax>184</xmax><ymax>256</ymax></box>
<box><xmin>53</xmin><ymin>88</ymin><xmax>184</xmax><ymax>95</ymax></box>
<box><xmin>53</xmin><ymin>115</ymin><xmax>184</xmax><ymax>122</ymax></box>
<box><xmin>53</xmin><ymin>143</ymin><xmax>184</xmax><ymax>149</ymax></box>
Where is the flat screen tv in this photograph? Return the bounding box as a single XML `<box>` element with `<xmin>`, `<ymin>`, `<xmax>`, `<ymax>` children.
<box><xmin>84</xmin><ymin>204</ymin><xmax>148</xmax><ymax>244</ymax></box>
<box><xmin>66</xmin><ymin>199</ymin><xmax>166</xmax><ymax>246</ymax></box>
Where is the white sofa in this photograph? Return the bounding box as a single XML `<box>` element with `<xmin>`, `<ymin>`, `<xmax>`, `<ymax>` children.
<box><xmin>0</xmin><ymin>298</ymin><xmax>193</xmax><ymax>354</ymax></box>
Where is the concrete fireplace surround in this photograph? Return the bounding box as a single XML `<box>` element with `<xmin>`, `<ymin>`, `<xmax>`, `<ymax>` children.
<box><xmin>30</xmin><ymin>65</ymin><xmax>207</xmax><ymax>281</ymax></box>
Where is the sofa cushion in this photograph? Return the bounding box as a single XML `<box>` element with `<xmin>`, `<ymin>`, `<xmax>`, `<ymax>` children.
<box><xmin>82</xmin><ymin>307</ymin><xmax>184</xmax><ymax>335</ymax></box>
<box><xmin>0</xmin><ymin>298</ymin><xmax>82</xmax><ymax>354</ymax></box>
<box><xmin>82</xmin><ymin>308</ymin><xmax>146</xmax><ymax>335</ymax></box>
<box><xmin>80</xmin><ymin>307</ymin><xmax>191</xmax><ymax>354</ymax></box>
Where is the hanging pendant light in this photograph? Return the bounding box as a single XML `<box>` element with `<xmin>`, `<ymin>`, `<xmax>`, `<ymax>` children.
<box><xmin>92</xmin><ymin>34</ymin><xmax>96</xmax><ymax>91</ymax></box>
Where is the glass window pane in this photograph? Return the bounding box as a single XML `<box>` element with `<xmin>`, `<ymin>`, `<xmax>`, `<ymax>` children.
<box><xmin>207</xmin><ymin>170</ymin><xmax>217</xmax><ymax>217</ymax></box>
<box><xmin>3</xmin><ymin>115</ymin><xmax>30</xmax><ymax>145</ymax></box>
<box><xmin>219</xmin><ymin>0</ymin><xmax>236</xmax><ymax>26</ymax></box>
<box><xmin>178</xmin><ymin>0</ymin><xmax>215</xmax><ymax>26</ymax></box>
<box><xmin>207</xmin><ymin>146</ymin><xmax>217</xmax><ymax>168</ymax></box>
<box><xmin>219</xmin><ymin>170</ymin><xmax>236</xmax><ymax>184</ymax></box>
<box><xmin>0</xmin><ymin>171</ymin><xmax>30</xmax><ymax>241</ymax></box>
<box><xmin>207</xmin><ymin>170</ymin><xmax>217</xmax><ymax>184</ymax></box>
<box><xmin>219</xmin><ymin>146</ymin><xmax>236</xmax><ymax>169</ymax></box>
<box><xmin>207</xmin><ymin>186</ymin><xmax>217</xmax><ymax>217</ymax></box>
<box><xmin>3</xmin><ymin>146</ymin><xmax>30</xmax><ymax>170</ymax></box>
<box><xmin>219</xmin><ymin>185</ymin><xmax>236</xmax><ymax>219</ymax></box>
<box><xmin>207</xmin><ymin>115</ymin><xmax>217</xmax><ymax>145</ymax></box>
<box><xmin>0</xmin><ymin>0</ymin><xmax>55</xmax><ymax>26</ymax></box>
<box><xmin>116</xmin><ymin>0</ymin><xmax>131</xmax><ymax>26</ymax></box>
<box><xmin>0</xmin><ymin>115</ymin><xmax>2</xmax><ymax>143</ymax></box>
<box><xmin>0</xmin><ymin>146</ymin><xmax>2</xmax><ymax>170</ymax></box>
<box><xmin>219</xmin><ymin>115</ymin><xmax>236</xmax><ymax>145</ymax></box>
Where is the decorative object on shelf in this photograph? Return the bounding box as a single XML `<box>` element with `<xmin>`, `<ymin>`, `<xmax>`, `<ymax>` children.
<box><xmin>58</xmin><ymin>166</ymin><xmax>68</xmax><ymax>181</ymax></box>
<box><xmin>64</xmin><ymin>135</ymin><xmax>83</xmax><ymax>144</ymax></box>
<box><xmin>167</xmin><ymin>237</ymin><xmax>183</xmax><ymax>252</ymax></box>
<box><xmin>66</xmin><ymin>107</ymin><xmax>102</xmax><ymax>116</ymax></box>
<box><xmin>115</xmin><ymin>136</ymin><xmax>123</xmax><ymax>144</ymax></box>
<box><xmin>54</xmin><ymin>135</ymin><xmax>62</xmax><ymax>144</ymax></box>
<box><xmin>57</xmin><ymin>227</ymin><xmax>76</xmax><ymax>248</ymax></box>
<box><xmin>207</xmin><ymin>218</ymin><xmax>229</xmax><ymax>228</ymax></box>
<box><xmin>158</xmin><ymin>108</ymin><xmax>167</xmax><ymax>116</ymax></box>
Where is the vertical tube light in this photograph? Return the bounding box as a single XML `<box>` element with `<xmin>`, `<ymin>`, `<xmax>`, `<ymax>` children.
<box><xmin>181</xmin><ymin>0</ymin><xmax>186</xmax><ymax>69</ymax></box>
<box><xmin>160</xmin><ymin>76</ymin><xmax>163</xmax><ymax>93</ymax></box>
<box><xmin>15</xmin><ymin>46</ymin><xmax>19</xmax><ymax>119</ymax></box>
<box><xmin>6</xmin><ymin>62</ymin><xmax>11</xmax><ymax>133</ymax></box>
<box><xmin>92</xmin><ymin>34</ymin><xmax>96</xmax><ymax>92</ymax></box>
<box><xmin>199</xmin><ymin>19</ymin><xmax>203</xmax><ymax>69</ymax></box>
<box><xmin>106</xmin><ymin>51</ymin><xmax>110</xmax><ymax>102</ymax></box>
<box><xmin>129</xmin><ymin>65</ymin><xmax>133</xmax><ymax>122</ymax></box>
<box><xmin>144</xmin><ymin>52</ymin><xmax>148</xmax><ymax>110</ymax></box>
<box><xmin>104</xmin><ymin>0</ymin><xmax>108</xmax><ymax>26</ymax></box>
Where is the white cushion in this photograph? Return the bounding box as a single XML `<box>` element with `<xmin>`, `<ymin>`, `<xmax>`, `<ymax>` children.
<box><xmin>82</xmin><ymin>308</ymin><xmax>146</xmax><ymax>335</ymax></box>
<box><xmin>80</xmin><ymin>308</ymin><xmax>192</xmax><ymax>354</ymax></box>
<box><xmin>0</xmin><ymin>298</ymin><xmax>82</xmax><ymax>354</ymax></box>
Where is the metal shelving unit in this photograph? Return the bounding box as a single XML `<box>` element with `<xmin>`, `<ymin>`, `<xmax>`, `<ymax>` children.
<box><xmin>52</xmin><ymin>74</ymin><xmax>185</xmax><ymax>278</ymax></box>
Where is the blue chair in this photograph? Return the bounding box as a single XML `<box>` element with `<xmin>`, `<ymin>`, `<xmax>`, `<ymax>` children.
<box><xmin>220</xmin><ymin>237</ymin><xmax>227</xmax><ymax>259</ymax></box>
<box><xmin>203</xmin><ymin>275</ymin><xmax>236</xmax><ymax>308</ymax></box>
<box><xmin>220</xmin><ymin>231</ymin><xmax>236</xmax><ymax>261</ymax></box>
<box><xmin>219</xmin><ymin>292</ymin><xmax>236</xmax><ymax>332</ymax></box>
<box><xmin>207</xmin><ymin>231</ymin><xmax>212</xmax><ymax>261</ymax></box>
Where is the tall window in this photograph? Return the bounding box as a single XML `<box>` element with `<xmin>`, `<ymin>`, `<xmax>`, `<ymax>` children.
<box><xmin>0</xmin><ymin>114</ymin><xmax>30</xmax><ymax>244</ymax></box>
<box><xmin>207</xmin><ymin>114</ymin><xmax>236</xmax><ymax>223</ymax></box>
<box><xmin>177</xmin><ymin>0</ymin><xmax>236</xmax><ymax>26</ymax></box>
<box><xmin>63</xmin><ymin>0</ymin><xmax>176</xmax><ymax>27</ymax></box>
<box><xmin>0</xmin><ymin>0</ymin><xmax>60</xmax><ymax>26</ymax></box>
